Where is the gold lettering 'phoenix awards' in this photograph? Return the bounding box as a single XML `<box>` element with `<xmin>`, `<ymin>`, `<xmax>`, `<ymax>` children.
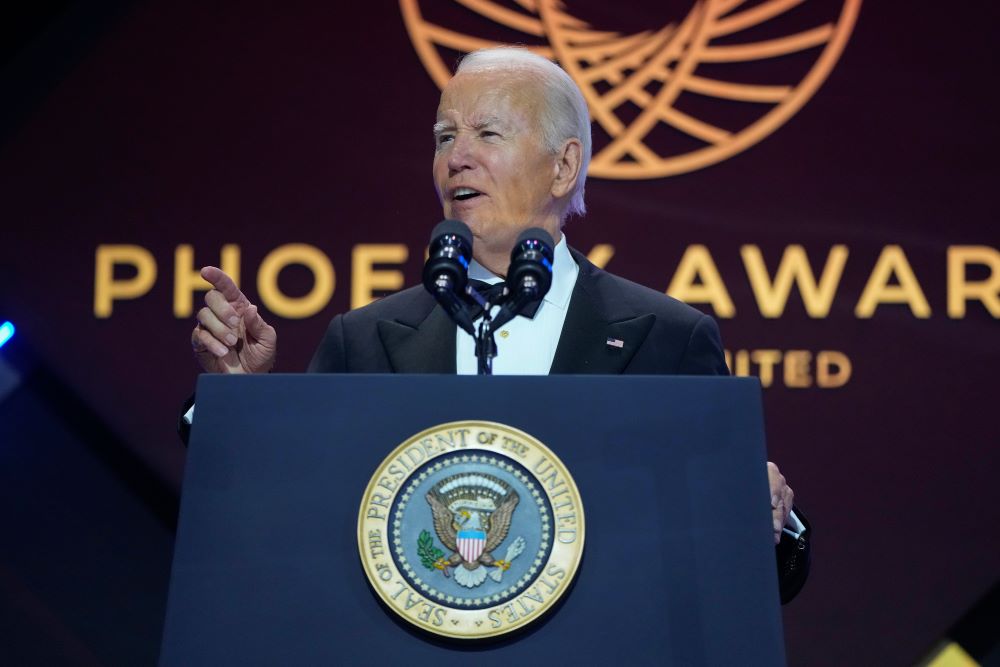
<box><xmin>358</xmin><ymin>421</ymin><xmax>585</xmax><ymax>639</ymax></box>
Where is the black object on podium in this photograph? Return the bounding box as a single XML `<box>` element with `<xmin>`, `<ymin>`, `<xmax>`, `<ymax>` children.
<box><xmin>160</xmin><ymin>374</ymin><xmax>785</xmax><ymax>665</ymax></box>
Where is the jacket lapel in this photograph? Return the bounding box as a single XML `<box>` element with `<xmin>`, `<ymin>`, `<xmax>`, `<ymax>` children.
<box><xmin>549</xmin><ymin>251</ymin><xmax>654</xmax><ymax>374</ymax></box>
<box><xmin>376</xmin><ymin>298</ymin><xmax>457</xmax><ymax>373</ymax></box>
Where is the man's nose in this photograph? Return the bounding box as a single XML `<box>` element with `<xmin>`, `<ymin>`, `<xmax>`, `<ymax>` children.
<box><xmin>447</xmin><ymin>134</ymin><xmax>476</xmax><ymax>175</ymax></box>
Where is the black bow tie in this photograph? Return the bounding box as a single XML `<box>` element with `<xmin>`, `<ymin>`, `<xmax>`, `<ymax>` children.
<box><xmin>466</xmin><ymin>279</ymin><xmax>543</xmax><ymax>319</ymax></box>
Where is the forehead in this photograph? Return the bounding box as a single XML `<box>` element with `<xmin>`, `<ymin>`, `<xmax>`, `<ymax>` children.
<box><xmin>436</xmin><ymin>70</ymin><xmax>544</xmax><ymax>126</ymax></box>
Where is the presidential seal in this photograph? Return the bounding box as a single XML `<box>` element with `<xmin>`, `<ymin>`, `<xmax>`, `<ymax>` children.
<box><xmin>358</xmin><ymin>421</ymin><xmax>585</xmax><ymax>639</ymax></box>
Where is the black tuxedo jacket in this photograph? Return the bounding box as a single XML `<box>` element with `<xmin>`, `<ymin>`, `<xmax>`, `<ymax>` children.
<box><xmin>305</xmin><ymin>249</ymin><xmax>810</xmax><ymax>602</ymax></box>
<box><xmin>308</xmin><ymin>249</ymin><xmax>728</xmax><ymax>376</ymax></box>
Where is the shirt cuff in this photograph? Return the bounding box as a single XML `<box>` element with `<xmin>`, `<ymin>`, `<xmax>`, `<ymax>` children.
<box><xmin>782</xmin><ymin>509</ymin><xmax>806</xmax><ymax>540</ymax></box>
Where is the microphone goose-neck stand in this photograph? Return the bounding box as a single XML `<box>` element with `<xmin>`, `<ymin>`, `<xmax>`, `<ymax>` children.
<box><xmin>465</xmin><ymin>284</ymin><xmax>500</xmax><ymax>376</ymax></box>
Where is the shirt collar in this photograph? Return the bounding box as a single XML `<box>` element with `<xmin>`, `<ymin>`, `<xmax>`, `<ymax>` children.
<box><xmin>467</xmin><ymin>234</ymin><xmax>578</xmax><ymax>310</ymax></box>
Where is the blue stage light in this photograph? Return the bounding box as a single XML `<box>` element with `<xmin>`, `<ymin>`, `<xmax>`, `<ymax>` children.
<box><xmin>0</xmin><ymin>321</ymin><xmax>14</xmax><ymax>348</ymax></box>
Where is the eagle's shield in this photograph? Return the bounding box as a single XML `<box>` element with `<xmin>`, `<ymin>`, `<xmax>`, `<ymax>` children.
<box><xmin>457</xmin><ymin>529</ymin><xmax>486</xmax><ymax>563</ymax></box>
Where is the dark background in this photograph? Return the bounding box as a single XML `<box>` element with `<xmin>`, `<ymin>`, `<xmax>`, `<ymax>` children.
<box><xmin>0</xmin><ymin>1</ymin><xmax>997</xmax><ymax>665</ymax></box>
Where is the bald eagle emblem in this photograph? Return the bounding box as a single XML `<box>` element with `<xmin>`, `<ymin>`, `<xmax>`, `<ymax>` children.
<box><xmin>420</xmin><ymin>473</ymin><xmax>526</xmax><ymax>589</ymax></box>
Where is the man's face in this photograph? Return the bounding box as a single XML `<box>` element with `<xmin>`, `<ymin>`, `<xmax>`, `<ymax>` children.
<box><xmin>433</xmin><ymin>70</ymin><xmax>562</xmax><ymax>253</ymax></box>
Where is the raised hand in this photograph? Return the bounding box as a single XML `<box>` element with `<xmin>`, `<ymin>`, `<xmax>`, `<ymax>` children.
<box><xmin>190</xmin><ymin>266</ymin><xmax>277</xmax><ymax>374</ymax></box>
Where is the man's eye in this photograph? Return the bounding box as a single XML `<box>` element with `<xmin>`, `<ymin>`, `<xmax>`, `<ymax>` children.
<box><xmin>480</xmin><ymin>131</ymin><xmax>499</xmax><ymax>138</ymax></box>
<box><xmin>437</xmin><ymin>134</ymin><xmax>454</xmax><ymax>145</ymax></box>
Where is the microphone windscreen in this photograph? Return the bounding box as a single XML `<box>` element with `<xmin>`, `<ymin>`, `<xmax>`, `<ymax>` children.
<box><xmin>430</xmin><ymin>219</ymin><xmax>473</xmax><ymax>247</ymax></box>
<box><xmin>515</xmin><ymin>227</ymin><xmax>554</xmax><ymax>248</ymax></box>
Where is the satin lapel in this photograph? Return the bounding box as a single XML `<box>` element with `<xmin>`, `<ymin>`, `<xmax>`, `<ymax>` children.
<box><xmin>376</xmin><ymin>304</ymin><xmax>457</xmax><ymax>373</ymax></box>
<box><xmin>550</xmin><ymin>253</ymin><xmax>655</xmax><ymax>375</ymax></box>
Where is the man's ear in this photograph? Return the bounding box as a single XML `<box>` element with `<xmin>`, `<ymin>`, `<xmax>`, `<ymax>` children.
<box><xmin>551</xmin><ymin>138</ymin><xmax>583</xmax><ymax>199</ymax></box>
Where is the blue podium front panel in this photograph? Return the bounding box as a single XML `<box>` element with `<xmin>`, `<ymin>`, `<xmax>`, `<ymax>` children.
<box><xmin>161</xmin><ymin>375</ymin><xmax>783</xmax><ymax>666</ymax></box>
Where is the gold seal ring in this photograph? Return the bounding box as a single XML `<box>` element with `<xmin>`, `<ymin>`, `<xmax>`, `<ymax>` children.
<box><xmin>358</xmin><ymin>420</ymin><xmax>585</xmax><ymax>639</ymax></box>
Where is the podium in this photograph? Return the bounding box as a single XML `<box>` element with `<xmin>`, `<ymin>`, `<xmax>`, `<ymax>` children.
<box><xmin>161</xmin><ymin>375</ymin><xmax>785</xmax><ymax>665</ymax></box>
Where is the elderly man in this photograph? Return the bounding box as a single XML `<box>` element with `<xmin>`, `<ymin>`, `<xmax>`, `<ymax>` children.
<box><xmin>188</xmin><ymin>47</ymin><xmax>809</xmax><ymax>601</ymax></box>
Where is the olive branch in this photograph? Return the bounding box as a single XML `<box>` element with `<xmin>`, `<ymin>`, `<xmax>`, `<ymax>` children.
<box><xmin>417</xmin><ymin>530</ymin><xmax>444</xmax><ymax>570</ymax></box>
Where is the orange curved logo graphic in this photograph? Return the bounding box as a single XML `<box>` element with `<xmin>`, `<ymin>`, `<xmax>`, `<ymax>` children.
<box><xmin>401</xmin><ymin>0</ymin><xmax>861</xmax><ymax>179</ymax></box>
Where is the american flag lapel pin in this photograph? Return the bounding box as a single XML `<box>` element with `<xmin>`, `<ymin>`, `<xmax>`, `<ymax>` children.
<box><xmin>606</xmin><ymin>337</ymin><xmax>624</xmax><ymax>349</ymax></box>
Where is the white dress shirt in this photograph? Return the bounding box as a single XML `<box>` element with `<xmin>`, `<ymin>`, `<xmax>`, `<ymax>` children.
<box><xmin>456</xmin><ymin>235</ymin><xmax>579</xmax><ymax>375</ymax></box>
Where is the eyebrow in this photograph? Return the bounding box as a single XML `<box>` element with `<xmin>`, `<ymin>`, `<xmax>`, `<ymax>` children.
<box><xmin>470</xmin><ymin>116</ymin><xmax>501</xmax><ymax>130</ymax></box>
<box><xmin>432</xmin><ymin>116</ymin><xmax>507</xmax><ymax>135</ymax></box>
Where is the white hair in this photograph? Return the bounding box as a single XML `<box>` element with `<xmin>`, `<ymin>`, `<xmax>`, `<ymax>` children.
<box><xmin>456</xmin><ymin>47</ymin><xmax>591</xmax><ymax>219</ymax></box>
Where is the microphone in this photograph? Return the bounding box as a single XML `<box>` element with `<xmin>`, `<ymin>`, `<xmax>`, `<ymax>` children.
<box><xmin>422</xmin><ymin>219</ymin><xmax>476</xmax><ymax>335</ymax></box>
<box><xmin>492</xmin><ymin>228</ymin><xmax>554</xmax><ymax>329</ymax></box>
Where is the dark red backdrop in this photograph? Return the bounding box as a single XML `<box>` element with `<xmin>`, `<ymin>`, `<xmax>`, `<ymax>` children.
<box><xmin>1</xmin><ymin>2</ymin><xmax>997</xmax><ymax>664</ymax></box>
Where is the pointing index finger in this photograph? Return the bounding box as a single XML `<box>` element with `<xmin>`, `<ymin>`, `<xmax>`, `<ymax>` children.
<box><xmin>201</xmin><ymin>266</ymin><xmax>246</xmax><ymax>305</ymax></box>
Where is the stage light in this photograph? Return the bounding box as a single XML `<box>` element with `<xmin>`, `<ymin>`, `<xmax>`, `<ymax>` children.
<box><xmin>0</xmin><ymin>321</ymin><xmax>14</xmax><ymax>348</ymax></box>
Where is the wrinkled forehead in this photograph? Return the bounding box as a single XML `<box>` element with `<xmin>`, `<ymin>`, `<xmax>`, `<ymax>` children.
<box><xmin>436</xmin><ymin>69</ymin><xmax>545</xmax><ymax>126</ymax></box>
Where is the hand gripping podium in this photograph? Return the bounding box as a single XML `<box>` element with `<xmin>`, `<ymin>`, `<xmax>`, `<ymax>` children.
<box><xmin>161</xmin><ymin>375</ymin><xmax>786</xmax><ymax>665</ymax></box>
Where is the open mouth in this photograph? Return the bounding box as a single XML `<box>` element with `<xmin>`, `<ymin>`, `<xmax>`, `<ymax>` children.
<box><xmin>453</xmin><ymin>187</ymin><xmax>484</xmax><ymax>202</ymax></box>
